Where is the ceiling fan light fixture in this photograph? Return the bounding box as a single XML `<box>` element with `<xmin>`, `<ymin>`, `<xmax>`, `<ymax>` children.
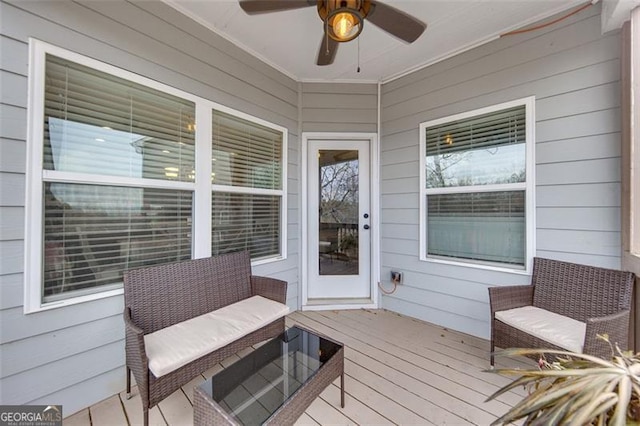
<box><xmin>328</xmin><ymin>9</ymin><xmax>361</xmax><ymax>42</ymax></box>
<box><xmin>317</xmin><ymin>0</ymin><xmax>370</xmax><ymax>43</ymax></box>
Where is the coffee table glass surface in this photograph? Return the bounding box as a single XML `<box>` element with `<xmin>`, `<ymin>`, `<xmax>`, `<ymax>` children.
<box><xmin>196</xmin><ymin>326</ymin><xmax>343</xmax><ymax>425</ymax></box>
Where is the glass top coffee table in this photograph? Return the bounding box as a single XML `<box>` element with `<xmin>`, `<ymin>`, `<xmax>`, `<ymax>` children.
<box><xmin>194</xmin><ymin>326</ymin><xmax>344</xmax><ymax>425</ymax></box>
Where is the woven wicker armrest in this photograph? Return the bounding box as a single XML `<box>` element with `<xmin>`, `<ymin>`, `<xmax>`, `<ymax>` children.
<box><xmin>124</xmin><ymin>307</ymin><xmax>149</xmax><ymax>399</ymax></box>
<box><xmin>583</xmin><ymin>310</ymin><xmax>631</xmax><ymax>359</ymax></box>
<box><xmin>488</xmin><ymin>285</ymin><xmax>534</xmax><ymax>315</ymax></box>
<box><xmin>251</xmin><ymin>275</ymin><xmax>288</xmax><ymax>304</ymax></box>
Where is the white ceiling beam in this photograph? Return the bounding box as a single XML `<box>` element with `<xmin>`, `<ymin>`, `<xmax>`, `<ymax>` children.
<box><xmin>601</xmin><ymin>0</ymin><xmax>640</xmax><ymax>33</ymax></box>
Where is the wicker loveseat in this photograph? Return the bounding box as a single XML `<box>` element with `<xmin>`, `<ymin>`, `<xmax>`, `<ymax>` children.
<box><xmin>123</xmin><ymin>251</ymin><xmax>289</xmax><ymax>426</ymax></box>
<box><xmin>489</xmin><ymin>257</ymin><xmax>635</xmax><ymax>365</ymax></box>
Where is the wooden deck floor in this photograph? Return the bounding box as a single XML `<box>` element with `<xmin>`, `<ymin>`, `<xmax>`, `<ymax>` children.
<box><xmin>64</xmin><ymin>309</ymin><xmax>533</xmax><ymax>425</ymax></box>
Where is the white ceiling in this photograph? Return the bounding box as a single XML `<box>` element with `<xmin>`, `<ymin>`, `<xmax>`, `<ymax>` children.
<box><xmin>167</xmin><ymin>0</ymin><xmax>593</xmax><ymax>83</ymax></box>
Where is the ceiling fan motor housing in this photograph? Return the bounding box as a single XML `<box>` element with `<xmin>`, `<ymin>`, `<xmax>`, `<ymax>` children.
<box><xmin>318</xmin><ymin>0</ymin><xmax>371</xmax><ymax>42</ymax></box>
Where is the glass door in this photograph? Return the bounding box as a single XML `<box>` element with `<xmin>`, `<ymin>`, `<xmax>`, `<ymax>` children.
<box><xmin>307</xmin><ymin>139</ymin><xmax>371</xmax><ymax>299</ymax></box>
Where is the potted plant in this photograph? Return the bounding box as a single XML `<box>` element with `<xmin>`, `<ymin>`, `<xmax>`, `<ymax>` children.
<box><xmin>486</xmin><ymin>336</ymin><xmax>640</xmax><ymax>425</ymax></box>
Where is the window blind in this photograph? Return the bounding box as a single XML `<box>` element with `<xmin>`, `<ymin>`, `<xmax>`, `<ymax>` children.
<box><xmin>44</xmin><ymin>55</ymin><xmax>196</xmax><ymax>182</ymax></box>
<box><xmin>427</xmin><ymin>191</ymin><xmax>525</xmax><ymax>265</ymax></box>
<box><xmin>426</xmin><ymin>105</ymin><xmax>526</xmax><ymax>156</ymax></box>
<box><xmin>43</xmin><ymin>182</ymin><xmax>192</xmax><ymax>300</ymax></box>
<box><xmin>425</xmin><ymin>105</ymin><xmax>526</xmax><ymax>188</ymax></box>
<box><xmin>211</xmin><ymin>192</ymin><xmax>281</xmax><ymax>260</ymax></box>
<box><xmin>212</xmin><ymin>110</ymin><xmax>282</xmax><ymax>189</ymax></box>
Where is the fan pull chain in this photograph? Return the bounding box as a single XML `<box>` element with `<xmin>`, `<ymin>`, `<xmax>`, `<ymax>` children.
<box><xmin>325</xmin><ymin>19</ymin><xmax>330</xmax><ymax>55</ymax></box>
<box><xmin>357</xmin><ymin>36</ymin><xmax>361</xmax><ymax>73</ymax></box>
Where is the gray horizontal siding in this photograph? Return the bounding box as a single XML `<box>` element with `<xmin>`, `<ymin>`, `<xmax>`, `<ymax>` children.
<box><xmin>537</xmin><ymin>133</ymin><xmax>621</xmax><ymax>164</ymax></box>
<box><xmin>1</xmin><ymin>104</ymin><xmax>27</xmax><ymax>140</ymax></box>
<box><xmin>0</xmin><ymin>296</ymin><xmax>124</xmax><ymax>346</ymax></box>
<box><xmin>1</xmin><ymin>315</ymin><xmax>124</xmax><ymax>378</ymax></box>
<box><xmin>0</xmin><ymin>207</ymin><xmax>24</xmax><ymax>240</ymax></box>
<box><xmin>0</xmin><ymin>240</ymin><xmax>23</xmax><ymax>275</ymax></box>
<box><xmin>536</xmin><ymin>207</ymin><xmax>621</xmax><ymax>232</ymax></box>
<box><xmin>0</xmin><ymin>273</ymin><xmax>23</xmax><ymax>310</ymax></box>
<box><xmin>0</xmin><ymin>138</ymin><xmax>26</xmax><ymax>173</ymax></box>
<box><xmin>1</xmin><ymin>71</ymin><xmax>27</xmax><ymax>108</ymax></box>
<box><xmin>534</xmin><ymin>250</ymin><xmax>621</xmax><ymax>269</ymax></box>
<box><xmin>379</xmin><ymin>3</ymin><xmax>622</xmax><ymax>339</ymax></box>
<box><xmin>301</xmin><ymin>82</ymin><xmax>377</xmax><ymax>133</ymax></box>
<box><xmin>3</xmin><ymin>339</ymin><xmax>124</xmax><ymax>406</ymax></box>
<box><xmin>29</xmin><ymin>367</ymin><xmax>124</xmax><ymax>417</ymax></box>
<box><xmin>537</xmin><ymin>182</ymin><xmax>620</xmax><ymax>207</ymax></box>
<box><xmin>0</xmin><ymin>0</ymin><xmax>300</xmax><ymax>415</ymax></box>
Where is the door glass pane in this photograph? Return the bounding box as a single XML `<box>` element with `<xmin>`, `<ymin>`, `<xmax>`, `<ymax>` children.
<box><xmin>318</xmin><ymin>150</ymin><xmax>359</xmax><ymax>276</ymax></box>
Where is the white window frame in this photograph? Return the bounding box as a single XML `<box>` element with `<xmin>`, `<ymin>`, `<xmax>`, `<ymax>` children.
<box><xmin>629</xmin><ymin>7</ymin><xmax>640</xmax><ymax>260</ymax></box>
<box><xmin>418</xmin><ymin>97</ymin><xmax>536</xmax><ymax>274</ymax></box>
<box><xmin>24</xmin><ymin>39</ymin><xmax>287</xmax><ymax>313</ymax></box>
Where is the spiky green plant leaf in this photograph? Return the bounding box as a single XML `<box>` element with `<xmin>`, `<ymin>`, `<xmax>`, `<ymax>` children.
<box><xmin>487</xmin><ymin>337</ymin><xmax>640</xmax><ymax>426</ymax></box>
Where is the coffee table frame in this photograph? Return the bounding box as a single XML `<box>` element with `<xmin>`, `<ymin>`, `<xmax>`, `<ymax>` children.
<box><xmin>193</xmin><ymin>326</ymin><xmax>344</xmax><ymax>425</ymax></box>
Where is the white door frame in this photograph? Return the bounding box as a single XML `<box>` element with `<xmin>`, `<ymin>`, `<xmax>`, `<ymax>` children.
<box><xmin>300</xmin><ymin>132</ymin><xmax>380</xmax><ymax>311</ymax></box>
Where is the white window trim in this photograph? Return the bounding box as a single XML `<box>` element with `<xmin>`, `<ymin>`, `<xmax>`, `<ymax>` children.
<box><xmin>630</xmin><ymin>7</ymin><xmax>640</xmax><ymax>259</ymax></box>
<box><xmin>418</xmin><ymin>96</ymin><xmax>536</xmax><ymax>274</ymax></box>
<box><xmin>24</xmin><ymin>39</ymin><xmax>288</xmax><ymax>313</ymax></box>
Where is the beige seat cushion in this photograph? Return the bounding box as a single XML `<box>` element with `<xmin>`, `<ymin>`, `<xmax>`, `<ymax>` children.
<box><xmin>495</xmin><ymin>306</ymin><xmax>585</xmax><ymax>353</ymax></box>
<box><xmin>144</xmin><ymin>295</ymin><xmax>290</xmax><ymax>378</ymax></box>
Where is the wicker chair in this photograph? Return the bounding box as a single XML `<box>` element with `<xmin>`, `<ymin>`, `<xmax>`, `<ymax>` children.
<box><xmin>489</xmin><ymin>257</ymin><xmax>635</xmax><ymax>365</ymax></box>
<box><xmin>123</xmin><ymin>251</ymin><xmax>288</xmax><ymax>426</ymax></box>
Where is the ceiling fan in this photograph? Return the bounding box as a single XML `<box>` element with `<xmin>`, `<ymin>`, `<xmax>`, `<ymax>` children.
<box><xmin>239</xmin><ymin>0</ymin><xmax>427</xmax><ymax>66</ymax></box>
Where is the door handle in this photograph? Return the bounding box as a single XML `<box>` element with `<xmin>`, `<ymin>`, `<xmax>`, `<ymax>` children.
<box><xmin>363</xmin><ymin>225</ymin><xmax>370</xmax><ymax>230</ymax></box>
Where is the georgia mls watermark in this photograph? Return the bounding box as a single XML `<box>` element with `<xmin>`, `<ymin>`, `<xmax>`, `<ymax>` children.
<box><xmin>0</xmin><ymin>405</ymin><xmax>62</xmax><ymax>426</ymax></box>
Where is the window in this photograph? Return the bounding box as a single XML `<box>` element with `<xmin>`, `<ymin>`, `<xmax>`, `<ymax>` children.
<box><xmin>211</xmin><ymin>111</ymin><xmax>285</xmax><ymax>260</ymax></box>
<box><xmin>621</xmin><ymin>8</ymin><xmax>640</xmax><ymax>304</ymax></box>
<box><xmin>623</xmin><ymin>7</ymin><xmax>640</xmax><ymax>260</ymax></box>
<box><xmin>25</xmin><ymin>41</ymin><xmax>287</xmax><ymax>312</ymax></box>
<box><xmin>622</xmin><ymin>5</ymin><xmax>640</xmax><ymax>351</ymax></box>
<box><xmin>419</xmin><ymin>98</ymin><xmax>535</xmax><ymax>271</ymax></box>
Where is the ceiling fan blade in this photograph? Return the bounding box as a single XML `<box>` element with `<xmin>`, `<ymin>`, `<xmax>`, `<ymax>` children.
<box><xmin>317</xmin><ymin>33</ymin><xmax>338</xmax><ymax>66</ymax></box>
<box><xmin>367</xmin><ymin>1</ymin><xmax>426</xmax><ymax>43</ymax></box>
<box><xmin>239</xmin><ymin>0</ymin><xmax>315</xmax><ymax>15</ymax></box>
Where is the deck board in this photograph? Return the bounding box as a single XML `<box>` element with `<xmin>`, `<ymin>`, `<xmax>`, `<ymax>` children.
<box><xmin>315</xmin><ymin>309</ymin><xmax>528</xmax><ymax>403</ymax></box>
<box><xmin>65</xmin><ymin>309</ymin><xmax>527</xmax><ymax>425</ymax></box>
<box><xmin>63</xmin><ymin>408</ymin><xmax>91</xmax><ymax>426</ymax></box>
<box><xmin>89</xmin><ymin>395</ymin><xmax>128</xmax><ymax>426</ymax></box>
<box><xmin>157</xmin><ymin>389</ymin><xmax>193</xmax><ymax>426</ymax></box>
<box><xmin>293</xmin><ymin>412</ymin><xmax>320</xmax><ymax>425</ymax></box>
<box><xmin>291</xmin><ymin>312</ymin><xmax>488</xmax><ymax>424</ymax></box>
<box><xmin>118</xmin><ymin>388</ymin><xmax>166</xmax><ymax>426</ymax></box>
<box><xmin>334</xmin><ymin>309</ymin><xmax>531</xmax><ymax>394</ymax></box>
<box><xmin>321</xmin><ymin>382</ymin><xmax>392</xmax><ymax>425</ymax></box>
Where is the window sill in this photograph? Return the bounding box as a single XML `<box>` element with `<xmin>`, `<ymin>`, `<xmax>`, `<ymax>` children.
<box><xmin>251</xmin><ymin>254</ymin><xmax>287</xmax><ymax>267</ymax></box>
<box><xmin>25</xmin><ymin>287</ymin><xmax>124</xmax><ymax>314</ymax></box>
<box><xmin>421</xmin><ymin>255</ymin><xmax>531</xmax><ymax>275</ymax></box>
